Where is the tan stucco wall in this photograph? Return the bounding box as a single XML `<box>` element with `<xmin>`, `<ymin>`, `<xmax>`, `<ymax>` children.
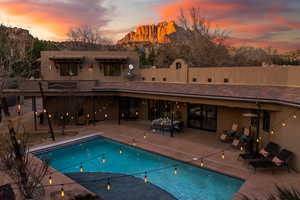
<box><xmin>140</xmin><ymin>62</ymin><xmax>300</xmax><ymax>87</ymax></box>
<box><xmin>41</xmin><ymin>51</ymin><xmax>139</xmax><ymax>81</ymax></box>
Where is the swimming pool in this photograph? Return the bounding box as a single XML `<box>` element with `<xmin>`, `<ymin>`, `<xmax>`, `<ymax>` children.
<box><xmin>35</xmin><ymin>136</ymin><xmax>244</xmax><ymax>200</ymax></box>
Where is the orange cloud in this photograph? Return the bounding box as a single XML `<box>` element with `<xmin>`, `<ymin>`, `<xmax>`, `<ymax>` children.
<box><xmin>0</xmin><ymin>0</ymin><xmax>111</xmax><ymax>37</ymax></box>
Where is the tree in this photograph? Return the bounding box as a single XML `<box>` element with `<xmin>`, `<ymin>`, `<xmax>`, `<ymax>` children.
<box><xmin>0</xmin><ymin>119</ymin><xmax>49</xmax><ymax>199</ymax></box>
<box><xmin>154</xmin><ymin>7</ymin><xmax>230</xmax><ymax>67</ymax></box>
<box><xmin>67</xmin><ymin>25</ymin><xmax>112</xmax><ymax>49</ymax></box>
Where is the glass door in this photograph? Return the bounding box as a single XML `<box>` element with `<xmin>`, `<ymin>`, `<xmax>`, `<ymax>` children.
<box><xmin>188</xmin><ymin>104</ymin><xmax>217</xmax><ymax>132</ymax></box>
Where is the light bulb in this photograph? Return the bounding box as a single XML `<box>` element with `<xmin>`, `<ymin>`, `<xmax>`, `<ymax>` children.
<box><xmin>270</xmin><ymin>130</ymin><xmax>274</xmax><ymax>135</ymax></box>
<box><xmin>200</xmin><ymin>160</ymin><xmax>204</xmax><ymax>167</ymax></box>
<box><xmin>135</xmin><ymin>111</ymin><xmax>139</xmax><ymax>116</ymax></box>
<box><xmin>66</xmin><ymin>112</ymin><xmax>69</xmax><ymax>116</ymax></box>
<box><xmin>119</xmin><ymin>149</ymin><xmax>123</xmax><ymax>154</ymax></box>
<box><xmin>87</xmin><ymin>114</ymin><xmax>90</xmax><ymax>118</ymax></box>
<box><xmin>143</xmin><ymin>134</ymin><xmax>147</xmax><ymax>139</ymax></box>
<box><xmin>240</xmin><ymin>146</ymin><xmax>244</xmax><ymax>151</ymax></box>
<box><xmin>48</xmin><ymin>114</ymin><xmax>52</xmax><ymax>118</ymax></box>
<box><xmin>104</xmin><ymin>114</ymin><xmax>108</xmax><ymax>118</ymax></box>
<box><xmin>107</xmin><ymin>179</ymin><xmax>111</xmax><ymax>191</ymax></box>
<box><xmin>221</xmin><ymin>152</ymin><xmax>225</xmax><ymax>159</ymax></box>
<box><xmin>80</xmin><ymin>162</ymin><xmax>83</xmax><ymax>172</ymax></box>
<box><xmin>43</xmin><ymin>109</ymin><xmax>46</xmax><ymax>113</ymax></box>
<box><xmin>60</xmin><ymin>185</ymin><xmax>65</xmax><ymax>197</ymax></box>
<box><xmin>49</xmin><ymin>176</ymin><xmax>52</xmax><ymax>185</ymax></box>
<box><xmin>102</xmin><ymin>157</ymin><xmax>106</xmax><ymax>163</ymax></box>
<box><xmin>144</xmin><ymin>174</ymin><xmax>148</xmax><ymax>183</ymax></box>
<box><xmin>293</xmin><ymin>115</ymin><xmax>297</xmax><ymax>119</ymax></box>
<box><xmin>173</xmin><ymin>167</ymin><xmax>177</xmax><ymax>175</ymax></box>
<box><xmin>256</xmin><ymin>138</ymin><xmax>260</xmax><ymax>143</ymax></box>
<box><xmin>282</xmin><ymin>122</ymin><xmax>287</xmax><ymax>127</ymax></box>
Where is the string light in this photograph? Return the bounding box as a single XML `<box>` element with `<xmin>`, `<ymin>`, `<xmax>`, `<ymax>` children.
<box><xmin>135</xmin><ymin>111</ymin><xmax>139</xmax><ymax>116</ymax></box>
<box><xmin>60</xmin><ymin>116</ymin><xmax>64</xmax><ymax>120</ymax></box>
<box><xmin>106</xmin><ymin>178</ymin><xmax>111</xmax><ymax>191</ymax></box>
<box><xmin>80</xmin><ymin>162</ymin><xmax>83</xmax><ymax>172</ymax></box>
<box><xmin>48</xmin><ymin>114</ymin><xmax>52</xmax><ymax>119</ymax></box>
<box><xmin>87</xmin><ymin>114</ymin><xmax>90</xmax><ymax>118</ymax></box>
<box><xmin>17</xmin><ymin>104</ymin><xmax>21</xmax><ymax>111</ymax></box>
<box><xmin>200</xmin><ymin>159</ymin><xmax>204</xmax><ymax>167</ymax></box>
<box><xmin>119</xmin><ymin>147</ymin><xmax>123</xmax><ymax>154</ymax></box>
<box><xmin>256</xmin><ymin>138</ymin><xmax>260</xmax><ymax>143</ymax></box>
<box><xmin>60</xmin><ymin>185</ymin><xmax>65</xmax><ymax>197</ymax></box>
<box><xmin>293</xmin><ymin>115</ymin><xmax>297</xmax><ymax>119</ymax></box>
<box><xmin>43</xmin><ymin>109</ymin><xmax>46</xmax><ymax>113</ymax></box>
<box><xmin>144</xmin><ymin>172</ymin><xmax>148</xmax><ymax>183</ymax></box>
<box><xmin>282</xmin><ymin>122</ymin><xmax>287</xmax><ymax>127</ymax></box>
<box><xmin>66</xmin><ymin>112</ymin><xmax>69</xmax><ymax>116</ymax></box>
<box><xmin>104</xmin><ymin>114</ymin><xmax>108</xmax><ymax>119</ymax></box>
<box><xmin>270</xmin><ymin>130</ymin><xmax>274</xmax><ymax>135</ymax></box>
<box><xmin>143</xmin><ymin>133</ymin><xmax>147</xmax><ymax>139</ymax></box>
<box><xmin>35</xmin><ymin>111</ymin><xmax>38</xmax><ymax>115</ymax></box>
<box><xmin>132</xmin><ymin>139</ymin><xmax>137</xmax><ymax>146</ymax></box>
<box><xmin>221</xmin><ymin>152</ymin><xmax>225</xmax><ymax>159</ymax></box>
<box><xmin>101</xmin><ymin>156</ymin><xmax>106</xmax><ymax>163</ymax></box>
<box><xmin>173</xmin><ymin>167</ymin><xmax>177</xmax><ymax>175</ymax></box>
<box><xmin>48</xmin><ymin>176</ymin><xmax>52</xmax><ymax>185</ymax></box>
<box><xmin>240</xmin><ymin>146</ymin><xmax>244</xmax><ymax>151</ymax></box>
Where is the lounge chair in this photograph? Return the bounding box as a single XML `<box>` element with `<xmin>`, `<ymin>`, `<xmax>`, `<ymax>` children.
<box><xmin>238</xmin><ymin>142</ymin><xmax>280</xmax><ymax>161</ymax></box>
<box><xmin>232</xmin><ymin>127</ymin><xmax>250</xmax><ymax>148</ymax></box>
<box><xmin>249</xmin><ymin>149</ymin><xmax>293</xmax><ymax>173</ymax></box>
<box><xmin>220</xmin><ymin>123</ymin><xmax>238</xmax><ymax>142</ymax></box>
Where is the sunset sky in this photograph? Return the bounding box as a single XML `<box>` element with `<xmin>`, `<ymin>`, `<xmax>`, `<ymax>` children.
<box><xmin>0</xmin><ymin>0</ymin><xmax>299</xmax><ymax>52</ymax></box>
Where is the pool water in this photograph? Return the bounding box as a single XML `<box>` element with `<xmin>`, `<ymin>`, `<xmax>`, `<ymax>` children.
<box><xmin>35</xmin><ymin>137</ymin><xmax>244</xmax><ymax>200</ymax></box>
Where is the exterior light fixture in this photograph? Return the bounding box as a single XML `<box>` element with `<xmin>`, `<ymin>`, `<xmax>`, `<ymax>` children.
<box><xmin>270</xmin><ymin>130</ymin><xmax>274</xmax><ymax>135</ymax></box>
<box><xmin>101</xmin><ymin>156</ymin><xmax>106</xmax><ymax>163</ymax></box>
<box><xmin>119</xmin><ymin>148</ymin><xmax>123</xmax><ymax>154</ymax></box>
<box><xmin>43</xmin><ymin>109</ymin><xmax>47</xmax><ymax>113</ymax></box>
<box><xmin>49</xmin><ymin>176</ymin><xmax>52</xmax><ymax>185</ymax></box>
<box><xmin>143</xmin><ymin>133</ymin><xmax>147</xmax><ymax>139</ymax></box>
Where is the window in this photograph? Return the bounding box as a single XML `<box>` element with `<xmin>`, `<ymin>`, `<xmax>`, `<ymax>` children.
<box><xmin>103</xmin><ymin>63</ymin><xmax>121</xmax><ymax>76</ymax></box>
<box><xmin>163</xmin><ymin>77</ymin><xmax>167</xmax><ymax>82</ymax></box>
<box><xmin>263</xmin><ymin>111</ymin><xmax>271</xmax><ymax>132</ymax></box>
<box><xmin>192</xmin><ymin>78</ymin><xmax>197</xmax><ymax>82</ymax></box>
<box><xmin>176</xmin><ymin>62</ymin><xmax>182</xmax><ymax>69</ymax></box>
<box><xmin>60</xmin><ymin>63</ymin><xmax>78</xmax><ymax>76</ymax></box>
<box><xmin>152</xmin><ymin>77</ymin><xmax>155</xmax><ymax>81</ymax></box>
<box><xmin>224</xmin><ymin>78</ymin><xmax>229</xmax><ymax>83</ymax></box>
<box><xmin>208</xmin><ymin>78</ymin><xmax>212</xmax><ymax>83</ymax></box>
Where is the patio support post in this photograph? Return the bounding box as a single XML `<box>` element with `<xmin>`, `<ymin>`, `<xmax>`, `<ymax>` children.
<box><xmin>118</xmin><ymin>96</ymin><xmax>121</xmax><ymax>125</ymax></box>
<box><xmin>32</xmin><ymin>96</ymin><xmax>37</xmax><ymax>131</ymax></box>
<box><xmin>93</xmin><ymin>96</ymin><xmax>96</xmax><ymax>126</ymax></box>
<box><xmin>255</xmin><ymin>103</ymin><xmax>262</xmax><ymax>153</ymax></box>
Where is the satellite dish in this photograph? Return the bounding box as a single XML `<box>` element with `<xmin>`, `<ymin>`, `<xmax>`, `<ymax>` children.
<box><xmin>129</xmin><ymin>64</ymin><xmax>134</xmax><ymax>70</ymax></box>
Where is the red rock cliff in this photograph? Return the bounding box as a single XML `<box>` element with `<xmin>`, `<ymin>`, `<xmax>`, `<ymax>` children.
<box><xmin>117</xmin><ymin>21</ymin><xmax>181</xmax><ymax>44</ymax></box>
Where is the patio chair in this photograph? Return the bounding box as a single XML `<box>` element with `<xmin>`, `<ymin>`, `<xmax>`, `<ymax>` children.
<box><xmin>220</xmin><ymin>123</ymin><xmax>238</xmax><ymax>142</ymax></box>
<box><xmin>232</xmin><ymin>127</ymin><xmax>250</xmax><ymax>148</ymax></box>
<box><xmin>238</xmin><ymin>142</ymin><xmax>280</xmax><ymax>161</ymax></box>
<box><xmin>249</xmin><ymin>149</ymin><xmax>293</xmax><ymax>173</ymax></box>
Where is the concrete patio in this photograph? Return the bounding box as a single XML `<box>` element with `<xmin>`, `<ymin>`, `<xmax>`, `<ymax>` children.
<box><xmin>2</xmin><ymin>112</ymin><xmax>300</xmax><ymax>199</ymax></box>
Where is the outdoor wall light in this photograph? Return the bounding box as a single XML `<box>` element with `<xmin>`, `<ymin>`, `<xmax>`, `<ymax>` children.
<box><xmin>173</xmin><ymin>167</ymin><xmax>177</xmax><ymax>175</ymax></box>
<box><xmin>221</xmin><ymin>152</ymin><xmax>225</xmax><ymax>159</ymax></box>
<box><xmin>106</xmin><ymin>178</ymin><xmax>111</xmax><ymax>191</ymax></box>
<box><xmin>48</xmin><ymin>176</ymin><xmax>52</xmax><ymax>185</ymax></box>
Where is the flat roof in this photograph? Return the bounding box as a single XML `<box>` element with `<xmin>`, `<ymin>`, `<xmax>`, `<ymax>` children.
<box><xmin>93</xmin><ymin>82</ymin><xmax>300</xmax><ymax>108</ymax></box>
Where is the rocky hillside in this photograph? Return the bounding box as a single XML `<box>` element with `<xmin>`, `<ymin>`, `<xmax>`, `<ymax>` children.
<box><xmin>117</xmin><ymin>21</ymin><xmax>183</xmax><ymax>44</ymax></box>
<box><xmin>0</xmin><ymin>25</ymin><xmax>35</xmax><ymax>58</ymax></box>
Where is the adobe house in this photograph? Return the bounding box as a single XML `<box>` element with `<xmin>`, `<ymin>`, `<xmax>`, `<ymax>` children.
<box><xmin>4</xmin><ymin>50</ymin><xmax>300</xmax><ymax>171</ymax></box>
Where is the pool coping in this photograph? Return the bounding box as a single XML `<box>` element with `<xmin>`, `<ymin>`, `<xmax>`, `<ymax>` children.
<box><xmin>29</xmin><ymin>132</ymin><xmax>104</xmax><ymax>154</ymax></box>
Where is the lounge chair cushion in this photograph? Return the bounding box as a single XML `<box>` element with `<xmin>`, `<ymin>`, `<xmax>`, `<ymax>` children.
<box><xmin>227</xmin><ymin>130</ymin><xmax>236</xmax><ymax>136</ymax></box>
<box><xmin>232</xmin><ymin>139</ymin><xmax>239</xmax><ymax>147</ymax></box>
<box><xmin>239</xmin><ymin>135</ymin><xmax>248</xmax><ymax>142</ymax></box>
<box><xmin>272</xmin><ymin>156</ymin><xmax>284</xmax><ymax>166</ymax></box>
<box><xmin>220</xmin><ymin>134</ymin><xmax>227</xmax><ymax>140</ymax></box>
<box><xmin>259</xmin><ymin>149</ymin><xmax>269</xmax><ymax>157</ymax></box>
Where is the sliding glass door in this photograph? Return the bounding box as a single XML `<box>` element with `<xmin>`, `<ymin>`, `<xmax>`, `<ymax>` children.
<box><xmin>188</xmin><ymin>104</ymin><xmax>217</xmax><ymax>132</ymax></box>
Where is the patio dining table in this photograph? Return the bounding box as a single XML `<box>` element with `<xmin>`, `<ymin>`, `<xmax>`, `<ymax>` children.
<box><xmin>151</xmin><ymin>118</ymin><xmax>183</xmax><ymax>135</ymax></box>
